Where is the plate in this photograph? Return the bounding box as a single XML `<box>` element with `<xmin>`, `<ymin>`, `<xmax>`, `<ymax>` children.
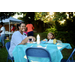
<box><xmin>33</xmin><ymin>42</ymin><xmax>36</xmax><ymax>43</ymax></box>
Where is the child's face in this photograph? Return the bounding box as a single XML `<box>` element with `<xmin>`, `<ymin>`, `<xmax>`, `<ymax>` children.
<box><xmin>47</xmin><ymin>33</ymin><xmax>54</xmax><ymax>39</ymax></box>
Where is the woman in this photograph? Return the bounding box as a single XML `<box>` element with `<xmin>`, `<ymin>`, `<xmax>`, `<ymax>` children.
<box><xmin>9</xmin><ymin>22</ymin><xmax>35</xmax><ymax>57</ymax></box>
<box><xmin>26</xmin><ymin>21</ymin><xmax>34</xmax><ymax>36</ymax></box>
<box><xmin>0</xmin><ymin>22</ymin><xmax>5</xmax><ymax>48</ymax></box>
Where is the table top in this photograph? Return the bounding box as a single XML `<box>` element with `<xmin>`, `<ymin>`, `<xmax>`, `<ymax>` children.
<box><xmin>12</xmin><ymin>43</ymin><xmax>72</xmax><ymax>62</ymax></box>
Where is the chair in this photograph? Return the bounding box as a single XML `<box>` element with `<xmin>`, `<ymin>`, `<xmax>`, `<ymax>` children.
<box><xmin>25</xmin><ymin>47</ymin><xmax>51</xmax><ymax>62</ymax></box>
<box><xmin>57</xmin><ymin>40</ymin><xmax>62</xmax><ymax>43</ymax></box>
<box><xmin>66</xmin><ymin>48</ymin><xmax>75</xmax><ymax>62</ymax></box>
<box><xmin>5</xmin><ymin>42</ymin><xmax>14</xmax><ymax>62</ymax></box>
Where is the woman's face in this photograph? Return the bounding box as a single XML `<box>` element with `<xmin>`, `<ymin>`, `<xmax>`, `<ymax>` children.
<box><xmin>47</xmin><ymin>33</ymin><xmax>54</xmax><ymax>39</ymax></box>
<box><xmin>19</xmin><ymin>23</ymin><xmax>26</xmax><ymax>32</ymax></box>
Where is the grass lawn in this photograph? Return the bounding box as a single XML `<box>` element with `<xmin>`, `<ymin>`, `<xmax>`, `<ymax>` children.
<box><xmin>0</xmin><ymin>47</ymin><xmax>8</xmax><ymax>62</ymax></box>
<box><xmin>0</xmin><ymin>40</ymin><xmax>12</xmax><ymax>62</ymax></box>
<box><xmin>0</xmin><ymin>33</ymin><xmax>74</xmax><ymax>62</ymax></box>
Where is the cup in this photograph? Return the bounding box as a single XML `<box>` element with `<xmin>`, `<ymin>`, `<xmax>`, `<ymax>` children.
<box><xmin>53</xmin><ymin>39</ymin><xmax>57</xmax><ymax>44</ymax></box>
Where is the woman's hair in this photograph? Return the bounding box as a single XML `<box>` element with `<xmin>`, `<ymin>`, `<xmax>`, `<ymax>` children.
<box><xmin>17</xmin><ymin>24</ymin><xmax>20</xmax><ymax>30</ymax></box>
<box><xmin>17</xmin><ymin>22</ymin><xmax>25</xmax><ymax>30</ymax></box>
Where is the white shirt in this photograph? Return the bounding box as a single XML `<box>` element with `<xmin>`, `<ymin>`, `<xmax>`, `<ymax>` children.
<box><xmin>47</xmin><ymin>39</ymin><xmax>53</xmax><ymax>43</ymax></box>
<box><xmin>1</xmin><ymin>26</ymin><xmax>5</xmax><ymax>35</ymax></box>
<box><xmin>9</xmin><ymin>31</ymin><xmax>27</xmax><ymax>57</ymax></box>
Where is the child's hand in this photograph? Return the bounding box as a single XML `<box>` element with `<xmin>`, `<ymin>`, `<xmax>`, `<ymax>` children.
<box><xmin>43</xmin><ymin>39</ymin><xmax>47</xmax><ymax>41</ymax></box>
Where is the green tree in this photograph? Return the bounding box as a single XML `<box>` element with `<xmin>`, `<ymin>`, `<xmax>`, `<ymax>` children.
<box><xmin>67</xmin><ymin>12</ymin><xmax>73</xmax><ymax>18</ymax></box>
<box><xmin>18</xmin><ymin>12</ymin><xmax>35</xmax><ymax>24</ymax></box>
<box><xmin>53</xmin><ymin>12</ymin><xmax>67</xmax><ymax>21</ymax></box>
<box><xmin>0</xmin><ymin>12</ymin><xmax>16</xmax><ymax>21</ymax></box>
<box><xmin>34</xmin><ymin>12</ymin><xmax>50</xmax><ymax>23</ymax></box>
<box><xmin>18</xmin><ymin>12</ymin><xmax>51</xmax><ymax>23</ymax></box>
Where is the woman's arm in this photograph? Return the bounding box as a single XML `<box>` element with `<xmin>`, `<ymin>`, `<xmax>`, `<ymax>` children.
<box><xmin>18</xmin><ymin>37</ymin><xmax>29</xmax><ymax>45</ymax></box>
<box><xmin>18</xmin><ymin>36</ymin><xmax>35</xmax><ymax>45</ymax></box>
<box><xmin>0</xmin><ymin>30</ymin><xmax>2</xmax><ymax>33</ymax></box>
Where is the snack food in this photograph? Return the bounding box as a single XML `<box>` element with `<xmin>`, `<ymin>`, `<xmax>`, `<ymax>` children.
<box><xmin>30</xmin><ymin>41</ymin><xmax>33</xmax><ymax>43</ymax></box>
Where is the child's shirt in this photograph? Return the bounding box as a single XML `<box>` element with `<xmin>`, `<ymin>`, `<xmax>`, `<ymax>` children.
<box><xmin>26</xmin><ymin>24</ymin><xmax>34</xmax><ymax>32</ymax></box>
<box><xmin>47</xmin><ymin>39</ymin><xmax>54</xmax><ymax>43</ymax></box>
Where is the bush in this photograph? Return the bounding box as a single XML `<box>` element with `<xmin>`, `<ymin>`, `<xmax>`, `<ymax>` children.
<box><xmin>45</xmin><ymin>26</ymin><xmax>57</xmax><ymax>34</ymax></box>
<box><xmin>34</xmin><ymin>32</ymin><xmax>47</xmax><ymax>40</ymax></box>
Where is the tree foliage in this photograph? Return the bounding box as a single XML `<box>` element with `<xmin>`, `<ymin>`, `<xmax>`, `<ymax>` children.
<box><xmin>18</xmin><ymin>12</ymin><xmax>35</xmax><ymax>24</ymax></box>
<box><xmin>0</xmin><ymin>12</ymin><xmax>16</xmax><ymax>21</ymax></box>
<box><xmin>34</xmin><ymin>12</ymin><xmax>50</xmax><ymax>23</ymax></box>
<box><xmin>18</xmin><ymin>12</ymin><xmax>50</xmax><ymax>23</ymax></box>
<box><xmin>53</xmin><ymin>12</ymin><xmax>67</xmax><ymax>21</ymax></box>
<box><xmin>45</xmin><ymin>12</ymin><xmax>75</xmax><ymax>47</ymax></box>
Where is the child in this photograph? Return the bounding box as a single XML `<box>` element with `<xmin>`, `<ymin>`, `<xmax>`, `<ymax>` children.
<box><xmin>26</xmin><ymin>20</ymin><xmax>34</xmax><ymax>36</ymax></box>
<box><xmin>42</xmin><ymin>32</ymin><xmax>56</xmax><ymax>44</ymax></box>
<box><xmin>47</xmin><ymin>32</ymin><xmax>56</xmax><ymax>44</ymax></box>
<box><xmin>11</xmin><ymin>25</ymin><xmax>16</xmax><ymax>32</ymax></box>
<box><xmin>42</xmin><ymin>32</ymin><xmax>62</xmax><ymax>44</ymax></box>
<box><xmin>47</xmin><ymin>32</ymin><xmax>55</xmax><ymax>41</ymax></box>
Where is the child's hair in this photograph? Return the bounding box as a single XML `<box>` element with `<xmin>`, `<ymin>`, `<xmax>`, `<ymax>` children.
<box><xmin>28</xmin><ymin>20</ymin><xmax>31</xmax><ymax>24</ymax></box>
<box><xmin>48</xmin><ymin>32</ymin><xmax>55</xmax><ymax>39</ymax></box>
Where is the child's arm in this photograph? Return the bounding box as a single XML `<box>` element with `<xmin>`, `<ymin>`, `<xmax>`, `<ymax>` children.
<box><xmin>32</xmin><ymin>26</ymin><xmax>34</xmax><ymax>29</ymax></box>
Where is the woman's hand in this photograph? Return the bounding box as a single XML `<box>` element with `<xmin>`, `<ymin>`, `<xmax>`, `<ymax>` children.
<box><xmin>28</xmin><ymin>36</ymin><xmax>35</xmax><ymax>42</ymax></box>
<box><xmin>19</xmin><ymin>36</ymin><xmax>36</xmax><ymax>45</ymax></box>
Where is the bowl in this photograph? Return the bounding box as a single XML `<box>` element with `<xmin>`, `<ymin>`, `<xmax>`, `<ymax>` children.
<box><xmin>41</xmin><ymin>41</ymin><xmax>47</xmax><ymax>44</ymax></box>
